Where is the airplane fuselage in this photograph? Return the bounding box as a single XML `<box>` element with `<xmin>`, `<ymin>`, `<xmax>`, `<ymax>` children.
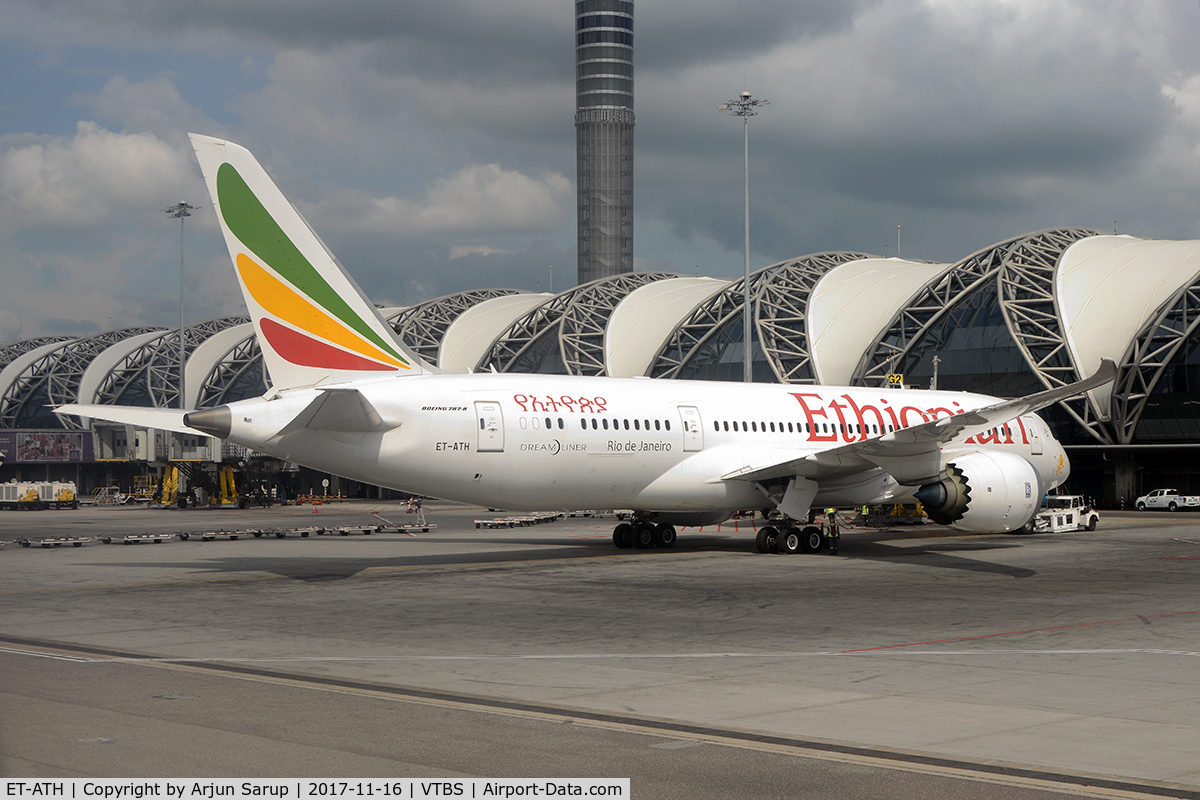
<box><xmin>217</xmin><ymin>372</ymin><xmax>1068</xmax><ymax>522</ymax></box>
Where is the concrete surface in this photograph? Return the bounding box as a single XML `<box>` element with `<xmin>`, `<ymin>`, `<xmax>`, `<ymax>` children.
<box><xmin>1</xmin><ymin>500</ymin><xmax>1198</xmax><ymax>798</ymax></box>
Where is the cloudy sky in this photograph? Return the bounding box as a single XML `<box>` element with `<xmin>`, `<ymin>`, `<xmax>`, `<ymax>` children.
<box><xmin>4</xmin><ymin>0</ymin><xmax>1200</xmax><ymax>341</ymax></box>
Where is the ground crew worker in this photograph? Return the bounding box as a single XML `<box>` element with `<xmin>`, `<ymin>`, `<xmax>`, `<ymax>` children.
<box><xmin>826</xmin><ymin>507</ymin><xmax>840</xmax><ymax>555</ymax></box>
<box><xmin>861</xmin><ymin>504</ymin><xmax>869</xmax><ymax>525</ymax></box>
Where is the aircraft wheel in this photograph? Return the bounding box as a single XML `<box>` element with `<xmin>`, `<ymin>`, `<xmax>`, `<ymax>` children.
<box><xmin>632</xmin><ymin>523</ymin><xmax>655</xmax><ymax>549</ymax></box>
<box><xmin>613</xmin><ymin>523</ymin><xmax>633</xmax><ymax>549</ymax></box>
<box><xmin>777</xmin><ymin>526</ymin><xmax>801</xmax><ymax>555</ymax></box>
<box><xmin>653</xmin><ymin>524</ymin><xmax>677</xmax><ymax>548</ymax></box>
<box><xmin>756</xmin><ymin>526</ymin><xmax>779</xmax><ymax>554</ymax></box>
<box><xmin>801</xmin><ymin>526</ymin><xmax>825</xmax><ymax>553</ymax></box>
<box><xmin>758</xmin><ymin>525</ymin><xmax>777</xmax><ymax>556</ymax></box>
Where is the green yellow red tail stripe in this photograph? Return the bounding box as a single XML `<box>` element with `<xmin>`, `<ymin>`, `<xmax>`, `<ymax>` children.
<box><xmin>216</xmin><ymin>161</ymin><xmax>409</xmax><ymax>372</ymax></box>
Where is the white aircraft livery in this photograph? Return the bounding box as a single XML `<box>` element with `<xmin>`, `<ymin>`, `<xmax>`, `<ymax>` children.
<box><xmin>58</xmin><ymin>134</ymin><xmax>1116</xmax><ymax>553</ymax></box>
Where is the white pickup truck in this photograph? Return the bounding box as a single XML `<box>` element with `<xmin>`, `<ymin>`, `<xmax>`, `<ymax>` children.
<box><xmin>1135</xmin><ymin>488</ymin><xmax>1200</xmax><ymax>512</ymax></box>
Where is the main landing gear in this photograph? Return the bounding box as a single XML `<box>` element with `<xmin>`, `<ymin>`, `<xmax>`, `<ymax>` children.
<box><xmin>755</xmin><ymin>523</ymin><xmax>825</xmax><ymax>555</ymax></box>
<box><xmin>612</xmin><ymin>518</ymin><xmax>677</xmax><ymax>550</ymax></box>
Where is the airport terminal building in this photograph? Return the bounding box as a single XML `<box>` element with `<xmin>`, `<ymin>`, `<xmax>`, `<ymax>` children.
<box><xmin>3</xmin><ymin>227</ymin><xmax>1199</xmax><ymax>506</ymax></box>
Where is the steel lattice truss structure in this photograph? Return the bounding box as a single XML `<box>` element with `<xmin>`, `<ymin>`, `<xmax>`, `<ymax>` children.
<box><xmin>853</xmin><ymin>228</ymin><xmax>1109</xmax><ymax>439</ymax></box>
<box><xmin>560</xmin><ymin>272</ymin><xmax>676</xmax><ymax>375</ymax></box>
<box><xmin>0</xmin><ymin>337</ymin><xmax>73</xmax><ymax>372</ymax></box>
<box><xmin>93</xmin><ymin>318</ymin><xmax>247</xmax><ymax>410</ymax></box>
<box><xmin>195</xmin><ymin>329</ymin><xmax>267</xmax><ymax>409</ymax></box>
<box><xmin>855</xmin><ymin>241</ymin><xmax>1012</xmax><ymax>385</ymax></box>
<box><xmin>646</xmin><ymin>273</ymin><xmax>761</xmax><ymax>380</ymax></box>
<box><xmin>386</xmin><ymin>289</ymin><xmax>524</xmax><ymax>366</ymax></box>
<box><xmin>1111</xmin><ymin>272</ymin><xmax>1200</xmax><ymax>444</ymax></box>
<box><xmin>479</xmin><ymin>273</ymin><xmax>670</xmax><ymax>374</ymax></box>
<box><xmin>647</xmin><ymin>253</ymin><xmax>872</xmax><ymax>381</ymax></box>
<box><xmin>996</xmin><ymin>229</ymin><xmax>1107</xmax><ymax>441</ymax></box>
<box><xmin>755</xmin><ymin>252</ymin><xmax>875</xmax><ymax>383</ymax></box>
<box><xmin>1</xmin><ymin>328</ymin><xmax>163</xmax><ymax>430</ymax></box>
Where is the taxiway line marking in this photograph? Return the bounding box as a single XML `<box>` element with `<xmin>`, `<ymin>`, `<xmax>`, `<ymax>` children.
<box><xmin>840</xmin><ymin>609</ymin><xmax>1200</xmax><ymax>652</ymax></box>
<box><xmin>5</xmin><ymin>645</ymin><xmax>1200</xmax><ymax>663</ymax></box>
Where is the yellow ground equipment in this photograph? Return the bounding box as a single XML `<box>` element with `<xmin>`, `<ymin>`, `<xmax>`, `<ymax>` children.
<box><xmin>159</xmin><ymin>466</ymin><xmax>179</xmax><ymax>507</ymax></box>
<box><xmin>215</xmin><ymin>465</ymin><xmax>238</xmax><ymax>506</ymax></box>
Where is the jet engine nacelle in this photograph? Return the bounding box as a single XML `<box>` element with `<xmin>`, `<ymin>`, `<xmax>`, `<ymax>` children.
<box><xmin>915</xmin><ymin>450</ymin><xmax>1040</xmax><ymax>534</ymax></box>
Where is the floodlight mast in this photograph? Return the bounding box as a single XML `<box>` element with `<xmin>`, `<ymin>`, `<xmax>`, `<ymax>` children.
<box><xmin>163</xmin><ymin>201</ymin><xmax>198</xmax><ymax>410</ymax></box>
<box><xmin>719</xmin><ymin>90</ymin><xmax>769</xmax><ymax>382</ymax></box>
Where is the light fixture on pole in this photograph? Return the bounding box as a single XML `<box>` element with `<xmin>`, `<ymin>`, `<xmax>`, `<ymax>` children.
<box><xmin>163</xmin><ymin>201</ymin><xmax>198</xmax><ymax>410</ymax></box>
<box><xmin>719</xmin><ymin>90</ymin><xmax>769</xmax><ymax>382</ymax></box>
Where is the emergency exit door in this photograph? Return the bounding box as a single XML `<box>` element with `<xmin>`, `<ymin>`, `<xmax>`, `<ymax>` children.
<box><xmin>678</xmin><ymin>405</ymin><xmax>703</xmax><ymax>452</ymax></box>
<box><xmin>475</xmin><ymin>401</ymin><xmax>504</xmax><ymax>452</ymax></box>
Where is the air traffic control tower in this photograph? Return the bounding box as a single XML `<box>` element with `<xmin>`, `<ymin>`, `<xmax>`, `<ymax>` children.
<box><xmin>575</xmin><ymin>0</ymin><xmax>634</xmax><ymax>284</ymax></box>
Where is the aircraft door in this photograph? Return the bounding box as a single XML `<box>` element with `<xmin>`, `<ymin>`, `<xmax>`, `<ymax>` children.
<box><xmin>475</xmin><ymin>401</ymin><xmax>504</xmax><ymax>453</ymax></box>
<box><xmin>1025</xmin><ymin>416</ymin><xmax>1042</xmax><ymax>455</ymax></box>
<box><xmin>678</xmin><ymin>405</ymin><xmax>703</xmax><ymax>452</ymax></box>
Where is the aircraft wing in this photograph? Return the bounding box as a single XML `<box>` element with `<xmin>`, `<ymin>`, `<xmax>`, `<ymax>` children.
<box><xmin>54</xmin><ymin>404</ymin><xmax>196</xmax><ymax>435</ymax></box>
<box><xmin>722</xmin><ymin>358</ymin><xmax>1117</xmax><ymax>486</ymax></box>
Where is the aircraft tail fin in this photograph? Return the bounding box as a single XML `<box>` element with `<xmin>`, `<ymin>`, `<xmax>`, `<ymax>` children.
<box><xmin>189</xmin><ymin>133</ymin><xmax>433</xmax><ymax>390</ymax></box>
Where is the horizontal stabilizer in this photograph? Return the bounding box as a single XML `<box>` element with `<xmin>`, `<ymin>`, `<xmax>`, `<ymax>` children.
<box><xmin>54</xmin><ymin>404</ymin><xmax>196</xmax><ymax>435</ymax></box>
<box><xmin>724</xmin><ymin>358</ymin><xmax>1118</xmax><ymax>486</ymax></box>
<box><xmin>274</xmin><ymin>389</ymin><xmax>397</xmax><ymax>436</ymax></box>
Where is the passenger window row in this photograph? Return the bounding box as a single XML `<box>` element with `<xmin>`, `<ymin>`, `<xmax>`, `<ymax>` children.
<box><xmin>516</xmin><ymin>417</ymin><xmax>673</xmax><ymax>432</ymax></box>
<box><xmin>713</xmin><ymin>420</ymin><xmax>897</xmax><ymax>436</ymax></box>
<box><xmin>581</xmin><ymin>417</ymin><xmax>671</xmax><ymax>432</ymax></box>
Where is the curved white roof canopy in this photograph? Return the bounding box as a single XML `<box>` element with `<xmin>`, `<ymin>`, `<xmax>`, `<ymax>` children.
<box><xmin>185</xmin><ymin>322</ymin><xmax>256</xmax><ymax>407</ymax></box>
<box><xmin>0</xmin><ymin>340</ymin><xmax>74</xmax><ymax>407</ymax></box>
<box><xmin>808</xmin><ymin>258</ymin><xmax>948</xmax><ymax>385</ymax></box>
<box><xmin>440</xmin><ymin>294</ymin><xmax>552</xmax><ymax>372</ymax></box>
<box><xmin>606</xmin><ymin>277</ymin><xmax>729</xmax><ymax>377</ymax></box>
<box><xmin>77</xmin><ymin>330</ymin><xmax>168</xmax><ymax>406</ymax></box>
<box><xmin>1059</xmin><ymin>235</ymin><xmax>1200</xmax><ymax>410</ymax></box>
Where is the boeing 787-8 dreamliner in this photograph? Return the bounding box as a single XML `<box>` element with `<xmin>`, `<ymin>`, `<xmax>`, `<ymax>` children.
<box><xmin>57</xmin><ymin>134</ymin><xmax>1115</xmax><ymax>553</ymax></box>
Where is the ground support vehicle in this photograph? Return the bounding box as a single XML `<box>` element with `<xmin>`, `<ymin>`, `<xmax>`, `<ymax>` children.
<box><xmin>1135</xmin><ymin>489</ymin><xmax>1200</xmax><ymax>512</ymax></box>
<box><xmin>1032</xmin><ymin>495</ymin><xmax>1099</xmax><ymax>533</ymax></box>
<box><xmin>87</xmin><ymin>486</ymin><xmax>136</xmax><ymax>505</ymax></box>
<box><xmin>316</xmin><ymin>525</ymin><xmax>378</xmax><ymax>536</ymax></box>
<box><xmin>373</xmin><ymin>509</ymin><xmax>436</xmax><ymax>534</ymax></box>
<box><xmin>473</xmin><ymin>511</ymin><xmax>562</xmax><ymax>530</ymax></box>
<box><xmin>18</xmin><ymin>536</ymin><xmax>93</xmax><ymax>548</ymax></box>
<box><xmin>1</xmin><ymin>481</ymin><xmax>79</xmax><ymax>510</ymax></box>
<box><xmin>99</xmin><ymin>533</ymin><xmax>169</xmax><ymax>544</ymax></box>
